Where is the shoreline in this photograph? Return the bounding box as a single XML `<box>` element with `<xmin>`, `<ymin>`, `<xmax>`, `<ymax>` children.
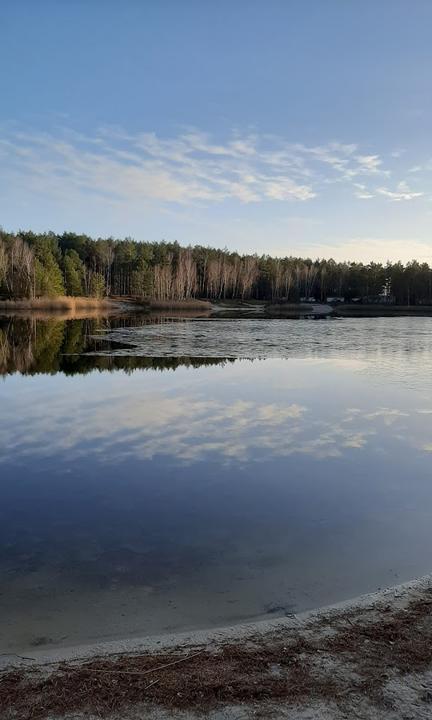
<box><xmin>2</xmin><ymin>297</ymin><xmax>432</xmax><ymax>320</ymax></box>
<box><xmin>3</xmin><ymin>573</ymin><xmax>432</xmax><ymax>719</ymax></box>
<box><xmin>2</xmin><ymin>572</ymin><xmax>430</xmax><ymax>669</ymax></box>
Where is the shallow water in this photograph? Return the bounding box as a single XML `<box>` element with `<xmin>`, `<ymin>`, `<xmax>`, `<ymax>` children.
<box><xmin>1</xmin><ymin>314</ymin><xmax>432</xmax><ymax>651</ymax></box>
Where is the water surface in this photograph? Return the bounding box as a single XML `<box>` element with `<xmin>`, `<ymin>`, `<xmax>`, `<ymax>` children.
<box><xmin>1</xmin><ymin>315</ymin><xmax>432</xmax><ymax>652</ymax></box>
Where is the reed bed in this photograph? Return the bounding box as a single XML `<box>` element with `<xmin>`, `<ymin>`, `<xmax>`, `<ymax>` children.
<box><xmin>0</xmin><ymin>297</ymin><xmax>126</xmax><ymax>319</ymax></box>
<box><xmin>0</xmin><ymin>296</ymin><xmax>116</xmax><ymax>311</ymax></box>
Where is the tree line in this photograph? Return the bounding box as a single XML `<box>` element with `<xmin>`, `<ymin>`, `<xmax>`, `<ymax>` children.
<box><xmin>1</xmin><ymin>229</ymin><xmax>431</xmax><ymax>305</ymax></box>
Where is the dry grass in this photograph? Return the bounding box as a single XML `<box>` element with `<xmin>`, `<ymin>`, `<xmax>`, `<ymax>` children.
<box><xmin>2</xmin><ymin>588</ymin><xmax>432</xmax><ymax>719</ymax></box>
<box><xmin>0</xmin><ymin>296</ymin><xmax>124</xmax><ymax>319</ymax></box>
<box><xmin>0</xmin><ymin>296</ymin><xmax>114</xmax><ymax>311</ymax></box>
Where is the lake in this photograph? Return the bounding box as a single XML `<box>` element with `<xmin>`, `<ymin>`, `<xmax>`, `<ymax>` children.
<box><xmin>1</xmin><ymin>314</ymin><xmax>432</xmax><ymax>652</ymax></box>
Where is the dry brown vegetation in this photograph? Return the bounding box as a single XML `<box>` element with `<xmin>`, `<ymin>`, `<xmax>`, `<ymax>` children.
<box><xmin>0</xmin><ymin>296</ymin><xmax>115</xmax><ymax>311</ymax></box>
<box><xmin>2</xmin><ymin>587</ymin><xmax>432</xmax><ymax>719</ymax></box>
<box><xmin>0</xmin><ymin>296</ymin><xmax>124</xmax><ymax>319</ymax></box>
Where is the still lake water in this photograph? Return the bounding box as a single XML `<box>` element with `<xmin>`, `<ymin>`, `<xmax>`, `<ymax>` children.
<box><xmin>1</xmin><ymin>314</ymin><xmax>432</xmax><ymax>652</ymax></box>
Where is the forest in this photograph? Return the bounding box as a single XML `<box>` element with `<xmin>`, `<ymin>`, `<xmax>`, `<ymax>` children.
<box><xmin>1</xmin><ymin>229</ymin><xmax>431</xmax><ymax>305</ymax></box>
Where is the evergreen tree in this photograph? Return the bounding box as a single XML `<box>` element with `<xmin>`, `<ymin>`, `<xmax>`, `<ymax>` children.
<box><xmin>63</xmin><ymin>250</ymin><xmax>85</xmax><ymax>296</ymax></box>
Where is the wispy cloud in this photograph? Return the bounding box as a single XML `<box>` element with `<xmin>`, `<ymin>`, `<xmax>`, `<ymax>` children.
<box><xmin>353</xmin><ymin>183</ymin><xmax>375</xmax><ymax>200</ymax></box>
<box><xmin>1</xmin><ymin>125</ymin><xmax>420</xmax><ymax>212</ymax></box>
<box><xmin>0</xmin><ymin>127</ymin><xmax>318</xmax><ymax>206</ymax></box>
<box><xmin>352</xmin><ymin>178</ymin><xmax>424</xmax><ymax>202</ymax></box>
<box><xmin>353</xmin><ymin>154</ymin><xmax>385</xmax><ymax>174</ymax></box>
<box><xmin>376</xmin><ymin>181</ymin><xmax>424</xmax><ymax>201</ymax></box>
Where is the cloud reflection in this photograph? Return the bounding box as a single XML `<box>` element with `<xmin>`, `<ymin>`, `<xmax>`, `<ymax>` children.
<box><xmin>1</xmin><ymin>359</ymin><xmax>430</xmax><ymax>469</ymax></box>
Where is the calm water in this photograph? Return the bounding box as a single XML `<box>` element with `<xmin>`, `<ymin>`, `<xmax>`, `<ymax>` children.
<box><xmin>1</xmin><ymin>315</ymin><xmax>432</xmax><ymax>652</ymax></box>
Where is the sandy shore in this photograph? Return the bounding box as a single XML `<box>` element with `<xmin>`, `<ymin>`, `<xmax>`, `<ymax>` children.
<box><xmin>2</xmin><ymin>574</ymin><xmax>432</xmax><ymax>719</ymax></box>
<box><xmin>1</xmin><ymin>573</ymin><xmax>429</xmax><ymax>667</ymax></box>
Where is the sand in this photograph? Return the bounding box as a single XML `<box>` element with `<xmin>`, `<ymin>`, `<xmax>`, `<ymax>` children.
<box><xmin>2</xmin><ymin>574</ymin><xmax>432</xmax><ymax>719</ymax></box>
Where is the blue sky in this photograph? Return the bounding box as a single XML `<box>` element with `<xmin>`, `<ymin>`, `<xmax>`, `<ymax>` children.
<box><xmin>1</xmin><ymin>0</ymin><xmax>432</xmax><ymax>262</ymax></box>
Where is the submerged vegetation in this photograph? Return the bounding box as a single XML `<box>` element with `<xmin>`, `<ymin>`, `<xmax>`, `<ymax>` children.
<box><xmin>1</xmin><ymin>229</ymin><xmax>432</xmax><ymax>305</ymax></box>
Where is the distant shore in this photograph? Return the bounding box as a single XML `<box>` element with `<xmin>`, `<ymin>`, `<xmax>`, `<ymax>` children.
<box><xmin>0</xmin><ymin>296</ymin><xmax>212</xmax><ymax>317</ymax></box>
<box><xmin>266</xmin><ymin>302</ymin><xmax>432</xmax><ymax>317</ymax></box>
<box><xmin>2</xmin><ymin>574</ymin><xmax>432</xmax><ymax>719</ymax></box>
<box><xmin>216</xmin><ymin>300</ymin><xmax>432</xmax><ymax>318</ymax></box>
<box><xmin>2</xmin><ymin>296</ymin><xmax>432</xmax><ymax>320</ymax></box>
<box><xmin>334</xmin><ymin>303</ymin><xmax>432</xmax><ymax>316</ymax></box>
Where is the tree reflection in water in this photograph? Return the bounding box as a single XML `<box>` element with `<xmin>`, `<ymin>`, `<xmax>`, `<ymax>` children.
<box><xmin>0</xmin><ymin>314</ymin><xmax>231</xmax><ymax>376</ymax></box>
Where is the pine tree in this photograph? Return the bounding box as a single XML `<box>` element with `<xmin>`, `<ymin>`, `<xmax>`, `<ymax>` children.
<box><xmin>64</xmin><ymin>250</ymin><xmax>85</xmax><ymax>296</ymax></box>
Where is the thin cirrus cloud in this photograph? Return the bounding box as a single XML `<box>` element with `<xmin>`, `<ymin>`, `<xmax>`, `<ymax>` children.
<box><xmin>376</xmin><ymin>181</ymin><xmax>424</xmax><ymax>201</ymax></box>
<box><xmin>0</xmin><ymin>125</ymin><xmax>425</xmax><ymax>210</ymax></box>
